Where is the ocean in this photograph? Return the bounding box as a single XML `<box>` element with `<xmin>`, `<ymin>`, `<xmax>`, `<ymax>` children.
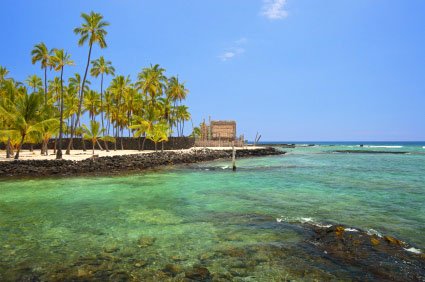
<box><xmin>0</xmin><ymin>142</ymin><xmax>424</xmax><ymax>280</ymax></box>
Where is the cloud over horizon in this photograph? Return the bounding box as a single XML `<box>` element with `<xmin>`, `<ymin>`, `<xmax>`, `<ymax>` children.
<box><xmin>261</xmin><ymin>0</ymin><xmax>288</xmax><ymax>20</ymax></box>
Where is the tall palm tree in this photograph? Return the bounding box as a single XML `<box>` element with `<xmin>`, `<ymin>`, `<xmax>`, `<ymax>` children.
<box><xmin>31</xmin><ymin>42</ymin><xmax>52</xmax><ymax>105</ymax></box>
<box><xmin>70</xmin><ymin>11</ymin><xmax>109</xmax><ymax>153</ymax></box>
<box><xmin>176</xmin><ymin>105</ymin><xmax>191</xmax><ymax>137</ymax></box>
<box><xmin>25</xmin><ymin>75</ymin><xmax>43</xmax><ymax>94</ymax></box>
<box><xmin>109</xmin><ymin>75</ymin><xmax>131</xmax><ymax>149</ymax></box>
<box><xmin>90</xmin><ymin>56</ymin><xmax>115</xmax><ymax>130</ymax></box>
<box><xmin>167</xmin><ymin>76</ymin><xmax>188</xmax><ymax>104</ymax></box>
<box><xmin>136</xmin><ymin>64</ymin><xmax>166</xmax><ymax>106</ymax></box>
<box><xmin>50</xmin><ymin>49</ymin><xmax>74</xmax><ymax>159</ymax></box>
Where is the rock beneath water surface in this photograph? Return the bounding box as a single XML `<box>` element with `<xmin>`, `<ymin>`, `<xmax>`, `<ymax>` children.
<box><xmin>185</xmin><ymin>266</ymin><xmax>212</xmax><ymax>281</ymax></box>
<box><xmin>137</xmin><ymin>236</ymin><xmax>156</xmax><ymax>248</ymax></box>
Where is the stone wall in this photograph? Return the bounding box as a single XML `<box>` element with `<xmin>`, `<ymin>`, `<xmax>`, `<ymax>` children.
<box><xmin>0</xmin><ymin>137</ymin><xmax>195</xmax><ymax>151</ymax></box>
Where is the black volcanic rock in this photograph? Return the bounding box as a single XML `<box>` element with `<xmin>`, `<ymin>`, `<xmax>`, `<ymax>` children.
<box><xmin>0</xmin><ymin>147</ymin><xmax>284</xmax><ymax>179</ymax></box>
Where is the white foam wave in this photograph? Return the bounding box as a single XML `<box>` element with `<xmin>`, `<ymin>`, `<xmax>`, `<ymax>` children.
<box><xmin>367</xmin><ymin>229</ymin><xmax>382</xmax><ymax>237</ymax></box>
<box><xmin>276</xmin><ymin>217</ymin><xmax>332</xmax><ymax>228</ymax></box>
<box><xmin>365</xmin><ymin>145</ymin><xmax>403</xmax><ymax>148</ymax></box>
<box><xmin>423</xmin><ymin>146</ymin><xmax>425</xmax><ymax>149</ymax></box>
<box><xmin>315</xmin><ymin>223</ymin><xmax>332</xmax><ymax>228</ymax></box>
<box><xmin>221</xmin><ymin>165</ymin><xmax>229</xmax><ymax>170</ymax></box>
<box><xmin>404</xmin><ymin>247</ymin><xmax>422</xmax><ymax>254</ymax></box>
<box><xmin>300</xmin><ymin>217</ymin><xmax>313</xmax><ymax>223</ymax></box>
<box><xmin>344</xmin><ymin>228</ymin><xmax>359</xmax><ymax>232</ymax></box>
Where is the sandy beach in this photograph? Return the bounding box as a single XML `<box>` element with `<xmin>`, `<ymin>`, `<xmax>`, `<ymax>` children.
<box><xmin>0</xmin><ymin>146</ymin><xmax>263</xmax><ymax>162</ymax></box>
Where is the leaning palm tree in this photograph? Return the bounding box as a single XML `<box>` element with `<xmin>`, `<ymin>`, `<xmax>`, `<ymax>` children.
<box><xmin>82</xmin><ymin>120</ymin><xmax>115</xmax><ymax>156</ymax></box>
<box><xmin>31</xmin><ymin>42</ymin><xmax>52</xmax><ymax>105</ymax></box>
<box><xmin>50</xmin><ymin>49</ymin><xmax>74</xmax><ymax>159</ymax></box>
<box><xmin>70</xmin><ymin>11</ymin><xmax>109</xmax><ymax>153</ymax></box>
<box><xmin>90</xmin><ymin>56</ymin><xmax>115</xmax><ymax>130</ymax></box>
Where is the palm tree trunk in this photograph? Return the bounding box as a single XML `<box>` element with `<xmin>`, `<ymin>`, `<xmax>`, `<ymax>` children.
<box><xmin>14</xmin><ymin>134</ymin><xmax>26</xmax><ymax>160</ymax></box>
<box><xmin>114</xmin><ymin>123</ymin><xmax>118</xmax><ymax>151</ymax></box>
<box><xmin>120</xmin><ymin>127</ymin><xmax>124</xmax><ymax>150</ymax></box>
<box><xmin>56</xmin><ymin>67</ymin><xmax>64</xmax><ymax>159</ymax></box>
<box><xmin>92</xmin><ymin>141</ymin><xmax>95</xmax><ymax>156</ymax></box>
<box><xmin>45</xmin><ymin>141</ymin><xmax>49</xmax><ymax>156</ymax></box>
<box><xmin>41</xmin><ymin>140</ymin><xmax>46</xmax><ymax>156</ymax></box>
<box><xmin>6</xmin><ymin>137</ymin><xmax>11</xmax><ymax>158</ymax></box>
<box><xmin>155</xmin><ymin>142</ymin><xmax>157</xmax><ymax>152</ymax></box>
<box><xmin>100</xmin><ymin>73</ymin><xmax>104</xmax><ymax>131</ymax></box>
<box><xmin>67</xmin><ymin>42</ymin><xmax>93</xmax><ymax>154</ymax></box>
<box><xmin>96</xmin><ymin>140</ymin><xmax>104</xmax><ymax>151</ymax></box>
<box><xmin>44</xmin><ymin>67</ymin><xmax>47</xmax><ymax>106</ymax></box>
<box><xmin>141</xmin><ymin>135</ymin><xmax>146</xmax><ymax>151</ymax></box>
<box><xmin>138</xmin><ymin>136</ymin><xmax>142</xmax><ymax>151</ymax></box>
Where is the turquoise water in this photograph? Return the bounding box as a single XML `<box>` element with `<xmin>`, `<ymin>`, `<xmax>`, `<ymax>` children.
<box><xmin>0</xmin><ymin>144</ymin><xmax>424</xmax><ymax>280</ymax></box>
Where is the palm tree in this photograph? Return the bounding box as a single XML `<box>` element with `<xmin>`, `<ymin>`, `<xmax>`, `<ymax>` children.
<box><xmin>25</xmin><ymin>75</ymin><xmax>43</xmax><ymax>94</ymax></box>
<box><xmin>109</xmin><ymin>75</ymin><xmax>131</xmax><ymax>149</ymax></box>
<box><xmin>0</xmin><ymin>93</ymin><xmax>58</xmax><ymax>159</ymax></box>
<box><xmin>70</xmin><ymin>11</ymin><xmax>109</xmax><ymax>153</ymax></box>
<box><xmin>50</xmin><ymin>49</ymin><xmax>74</xmax><ymax>159</ymax></box>
<box><xmin>90</xmin><ymin>56</ymin><xmax>115</xmax><ymax>130</ymax></box>
<box><xmin>129</xmin><ymin>115</ymin><xmax>151</xmax><ymax>151</ymax></box>
<box><xmin>33</xmin><ymin>117</ymin><xmax>59</xmax><ymax>156</ymax></box>
<box><xmin>136</xmin><ymin>64</ymin><xmax>166</xmax><ymax>107</ymax></box>
<box><xmin>146</xmin><ymin>121</ymin><xmax>169</xmax><ymax>152</ymax></box>
<box><xmin>176</xmin><ymin>105</ymin><xmax>191</xmax><ymax>137</ymax></box>
<box><xmin>167</xmin><ymin>76</ymin><xmax>188</xmax><ymax>104</ymax></box>
<box><xmin>0</xmin><ymin>65</ymin><xmax>9</xmax><ymax>83</ymax></box>
<box><xmin>84</xmin><ymin>90</ymin><xmax>101</xmax><ymax>121</ymax></box>
<box><xmin>82</xmin><ymin>120</ymin><xmax>115</xmax><ymax>156</ymax></box>
<box><xmin>31</xmin><ymin>42</ymin><xmax>52</xmax><ymax>105</ymax></box>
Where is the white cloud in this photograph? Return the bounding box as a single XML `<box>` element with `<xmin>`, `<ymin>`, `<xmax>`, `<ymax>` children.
<box><xmin>261</xmin><ymin>0</ymin><xmax>288</xmax><ymax>20</ymax></box>
<box><xmin>218</xmin><ymin>39</ymin><xmax>247</xmax><ymax>61</ymax></box>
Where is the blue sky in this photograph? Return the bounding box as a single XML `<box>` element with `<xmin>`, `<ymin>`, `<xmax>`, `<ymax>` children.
<box><xmin>1</xmin><ymin>0</ymin><xmax>424</xmax><ymax>141</ymax></box>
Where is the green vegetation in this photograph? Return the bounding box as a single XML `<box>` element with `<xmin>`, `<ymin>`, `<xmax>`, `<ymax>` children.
<box><xmin>0</xmin><ymin>11</ymin><xmax>190</xmax><ymax>159</ymax></box>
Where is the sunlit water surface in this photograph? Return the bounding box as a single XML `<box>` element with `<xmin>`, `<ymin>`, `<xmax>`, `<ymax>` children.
<box><xmin>1</xmin><ymin>144</ymin><xmax>424</xmax><ymax>280</ymax></box>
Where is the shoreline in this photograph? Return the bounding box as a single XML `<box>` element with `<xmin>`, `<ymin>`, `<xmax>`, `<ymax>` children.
<box><xmin>0</xmin><ymin>147</ymin><xmax>283</xmax><ymax>179</ymax></box>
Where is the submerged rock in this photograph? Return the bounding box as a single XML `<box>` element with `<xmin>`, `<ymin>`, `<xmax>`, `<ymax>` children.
<box><xmin>162</xmin><ymin>263</ymin><xmax>183</xmax><ymax>276</ymax></box>
<box><xmin>185</xmin><ymin>266</ymin><xmax>211</xmax><ymax>281</ymax></box>
<box><xmin>137</xmin><ymin>236</ymin><xmax>156</xmax><ymax>248</ymax></box>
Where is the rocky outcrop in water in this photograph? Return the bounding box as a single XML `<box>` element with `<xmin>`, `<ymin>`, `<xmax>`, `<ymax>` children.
<box><xmin>334</xmin><ymin>150</ymin><xmax>408</xmax><ymax>154</ymax></box>
<box><xmin>308</xmin><ymin>224</ymin><xmax>425</xmax><ymax>281</ymax></box>
<box><xmin>0</xmin><ymin>147</ymin><xmax>283</xmax><ymax>179</ymax></box>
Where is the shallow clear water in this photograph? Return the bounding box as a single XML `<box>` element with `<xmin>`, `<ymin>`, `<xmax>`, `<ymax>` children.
<box><xmin>0</xmin><ymin>144</ymin><xmax>424</xmax><ymax>280</ymax></box>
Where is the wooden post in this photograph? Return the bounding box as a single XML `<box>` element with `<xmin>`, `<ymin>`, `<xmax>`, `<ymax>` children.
<box><xmin>232</xmin><ymin>142</ymin><xmax>236</xmax><ymax>171</ymax></box>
